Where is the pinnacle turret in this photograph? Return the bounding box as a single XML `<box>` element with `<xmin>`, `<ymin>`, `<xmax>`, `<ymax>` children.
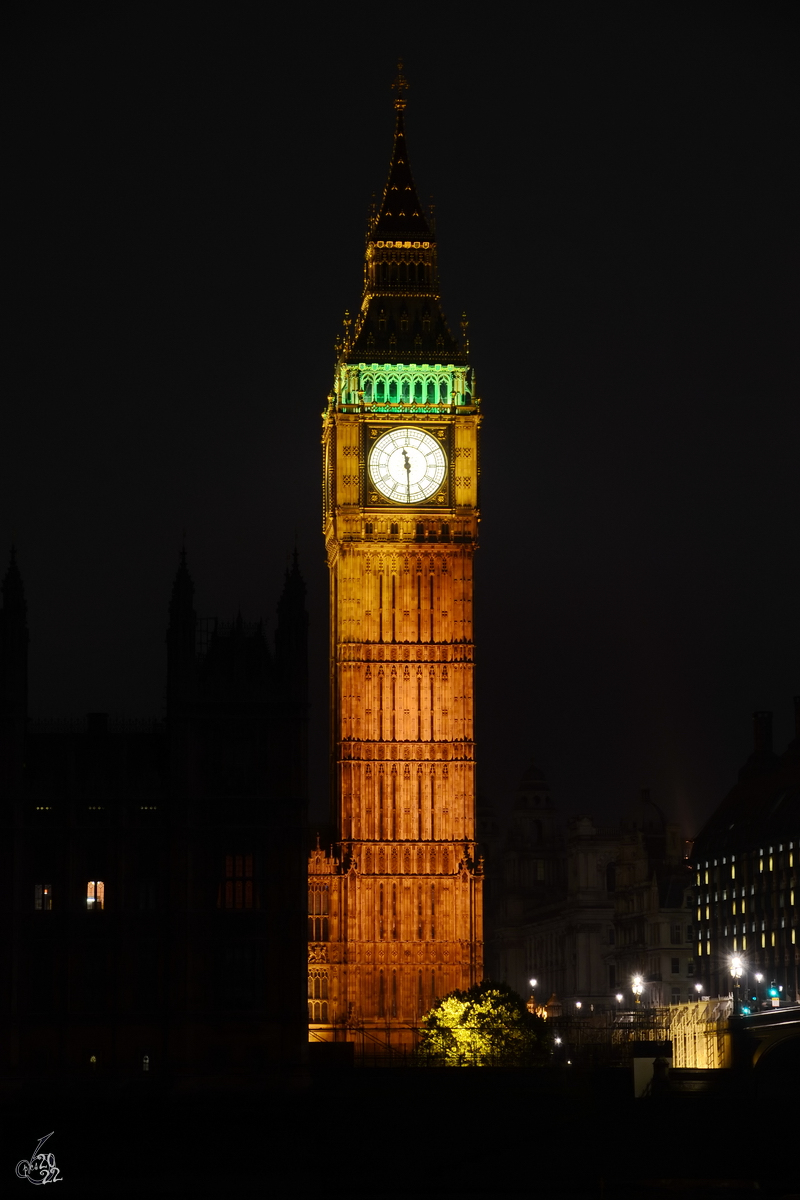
<box><xmin>1</xmin><ymin>546</ymin><xmax>27</xmax><ymax>628</ymax></box>
<box><xmin>166</xmin><ymin>548</ymin><xmax>197</xmax><ymax>718</ymax></box>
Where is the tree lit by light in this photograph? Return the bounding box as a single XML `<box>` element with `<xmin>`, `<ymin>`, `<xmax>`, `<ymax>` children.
<box><xmin>417</xmin><ymin>982</ymin><xmax>548</xmax><ymax>1065</ymax></box>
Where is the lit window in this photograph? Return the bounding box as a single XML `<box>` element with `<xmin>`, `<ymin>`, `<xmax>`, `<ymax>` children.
<box><xmin>308</xmin><ymin>971</ymin><xmax>330</xmax><ymax>1022</ymax></box>
<box><xmin>34</xmin><ymin>884</ymin><xmax>52</xmax><ymax>911</ymax></box>
<box><xmin>86</xmin><ymin>880</ymin><xmax>104</xmax><ymax>910</ymax></box>
<box><xmin>308</xmin><ymin>884</ymin><xmax>329</xmax><ymax>941</ymax></box>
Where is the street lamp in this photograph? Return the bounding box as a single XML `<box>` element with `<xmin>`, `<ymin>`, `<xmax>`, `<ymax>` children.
<box><xmin>615</xmin><ymin>992</ymin><xmax>624</xmax><ymax>1009</ymax></box>
<box><xmin>694</xmin><ymin>982</ymin><xmax>703</xmax><ymax>1001</ymax></box>
<box><xmin>527</xmin><ymin>978</ymin><xmax>538</xmax><ymax>1015</ymax></box>
<box><xmin>754</xmin><ymin>972</ymin><xmax>763</xmax><ymax>1009</ymax></box>
<box><xmin>730</xmin><ymin>955</ymin><xmax>744</xmax><ymax>1016</ymax></box>
<box><xmin>632</xmin><ymin>975</ymin><xmax>644</xmax><ymax>1006</ymax></box>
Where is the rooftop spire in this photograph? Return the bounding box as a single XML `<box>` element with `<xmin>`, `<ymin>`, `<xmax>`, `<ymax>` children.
<box><xmin>371</xmin><ymin>64</ymin><xmax>430</xmax><ymax>241</ymax></box>
<box><xmin>340</xmin><ymin>66</ymin><xmax>469</xmax><ymax>366</ymax></box>
<box><xmin>391</xmin><ymin>59</ymin><xmax>409</xmax><ymax>111</ymax></box>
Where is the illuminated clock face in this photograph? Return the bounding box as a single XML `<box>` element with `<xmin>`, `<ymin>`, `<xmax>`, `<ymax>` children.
<box><xmin>368</xmin><ymin>427</ymin><xmax>446</xmax><ymax>504</ymax></box>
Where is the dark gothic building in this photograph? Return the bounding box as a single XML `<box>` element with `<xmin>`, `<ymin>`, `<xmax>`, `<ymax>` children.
<box><xmin>0</xmin><ymin>546</ymin><xmax>308</xmax><ymax>1090</ymax></box>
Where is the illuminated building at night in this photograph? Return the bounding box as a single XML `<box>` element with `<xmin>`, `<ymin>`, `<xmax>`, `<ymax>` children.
<box><xmin>309</xmin><ymin>68</ymin><xmax>483</xmax><ymax>1050</ymax></box>
<box><xmin>693</xmin><ymin>704</ymin><xmax>799</xmax><ymax>1004</ymax></box>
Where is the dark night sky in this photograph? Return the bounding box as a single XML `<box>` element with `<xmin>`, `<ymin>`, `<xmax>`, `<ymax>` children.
<box><xmin>5</xmin><ymin>4</ymin><xmax>798</xmax><ymax>836</ymax></box>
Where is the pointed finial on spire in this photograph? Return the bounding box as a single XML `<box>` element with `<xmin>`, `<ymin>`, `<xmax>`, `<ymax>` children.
<box><xmin>392</xmin><ymin>59</ymin><xmax>408</xmax><ymax>111</ymax></box>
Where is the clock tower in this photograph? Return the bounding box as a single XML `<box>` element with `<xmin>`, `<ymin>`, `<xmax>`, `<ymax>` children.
<box><xmin>310</xmin><ymin>66</ymin><xmax>482</xmax><ymax>1051</ymax></box>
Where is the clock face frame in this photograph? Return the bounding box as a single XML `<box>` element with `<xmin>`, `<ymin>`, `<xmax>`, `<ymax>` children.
<box><xmin>367</xmin><ymin>427</ymin><xmax>447</xmax><ymax>505</ymax></box>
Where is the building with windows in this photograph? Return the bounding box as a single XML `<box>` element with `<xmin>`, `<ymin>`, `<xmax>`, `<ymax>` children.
<box><xmin>693</xmin><ymin>704</ymin><xmax>799</xmax><ymax>1004</ymax></box>
<box><xmin>0</xmin><ymin>546</ymin><xmax>309</xmax><ymax>1085</ymax></box>
<box><xmin>308</xmin><ymin>68</ymin><xmax>483</xmax><ymax>1051</ymax></box>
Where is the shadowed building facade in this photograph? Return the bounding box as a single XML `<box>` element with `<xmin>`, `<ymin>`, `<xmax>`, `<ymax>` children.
<box><xmin>309</xmin><ymin>69</ymin><xmax>483</xmax><ymax>1050</ymax></box>
<box><xmin>0</xmin><ymin>548</ymin><xmax>308</xmax><ymax>1087</ymax></box>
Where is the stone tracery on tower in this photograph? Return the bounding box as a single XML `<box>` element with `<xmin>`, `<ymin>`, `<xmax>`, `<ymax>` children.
<box><xmin>310</xmin><ymin>69</ymin><xmax>483</xmax><ymax>1052</ymax></box>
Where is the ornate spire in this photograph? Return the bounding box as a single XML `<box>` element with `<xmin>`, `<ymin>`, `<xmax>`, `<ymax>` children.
<box><xmin>342</xmin><ymin>64</ymin><xmax>468</xmax><ymax>365</ymax></box>
<box><xmin>391</xmin><ymin>59</ymin><xmax>408</xmax><ymax>111</ymax></box>
<box><xmin>168</xmin><ymin>546</ymin><xmax>195</xmax><ymax>625</ymax></box>
<box><xmin>371</xmin><ymin>69</ymin><xmax>430</xmax><ymax>241</ymax></box>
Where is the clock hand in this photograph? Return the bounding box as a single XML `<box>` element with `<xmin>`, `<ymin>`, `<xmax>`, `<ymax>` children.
<box><xmin>402</xmin><ymin>449</ymin><xmax>411</xmax><ymax>502</ymax></box>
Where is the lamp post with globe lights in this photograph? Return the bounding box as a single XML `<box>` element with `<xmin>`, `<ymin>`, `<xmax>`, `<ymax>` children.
<box><xmin>632</xmin><ymin>975</ymin><xmax>644</xmax><ymax>1007</ymax></box>
<box><xmin>730</xmin><ymin>955</ymin><xmax>744</xmax><ymax>1016</ymax></box>
<box><xmin>527</xmin><ymin>978</ymin><xmax>539</xmax><ymax>1016</ymax></box>
<box><xmin>754</xmin><ymin>972</ymin><xmax>763</xmax><ymax>1010</ymax></box>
